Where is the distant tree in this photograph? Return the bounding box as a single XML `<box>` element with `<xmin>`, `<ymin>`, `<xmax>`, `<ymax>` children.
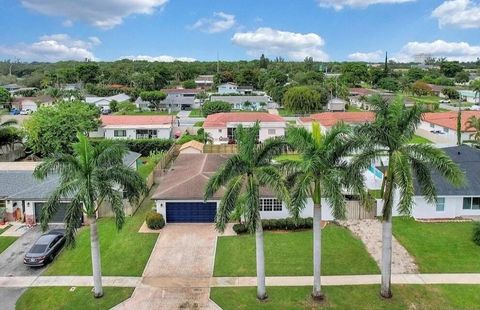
<box><xmin>369</xmin><ymin>67</ymin><xmax>386</xmax><ymax>86</ymax></box>
<box><xmin>283</xmin><ymin>86</ymin><xmax>322</xmax><ymax>114</ymax></box>
<box><xmin>131</xmin><ymin>72</ymin><xmax>155</xmax><ymax>90</ymax></box>
<box><xmin>411</xmin><ymin>81</ymin><xmax>432</xmax><ymax>96</ymax></box>
<box><xmin>202</xmin><ymin>101</ymin><xmax>231</xmax><ymax>117</ymax></box>
<box><xmin>117</xmin><ymin>101</ymin><xmax>136</xmax><ymax>113</ymax></box>
<box><xmin>259</xmin><ymin>54</ymin><xmax>269</xmax><ymax>69</ymax></box>
<box><xmin>243</xmin><ymin>101</ymin><xmax>252</xmax><ymax>110</ymax></box>
<box><xmin>0</xmin><ymin>87</ymin><xmax>11</xmax><ymax>108</ymax></box>
<box><xmin>455</xmin><ymin>71</ymin><xmax>470</xmax><ymax>84</ymax></box>
<box><xmin>182</xmin><ymin>80</ymin><xmax>197</xmax><ymax>89</ymax></box>
<box><xmin>77</xmin><ymin>63</ymin><xmax>100</xmax><ymax>84</ymax></box>
<box><xmin>0</xmin><ymin>111</ymin><xmax>18</xmax><ymax>150</ymax></box>
<box><xmin>109</xmin><ymin>100</ymin><xmax>119</xmax><ymax>113</ymax></box>
<box><xmin>24</xmin><ymin>101</ymin><xmax>100</xmax><ymax>156</ymax></box>
<box><xmin>442</xmin><ymin>87</ymin><xmax>460</xmax><ymax>100</ymax></box>
<box><xmin>293</xmin><ymin>71</ymin><xmax>324</xmax><ymax>85</ymax></box>
<box><xmin>440</xmin><ymin>61</ymin><xmax>463</xmax><ymax>78</ymax></box>
<box><xmin>195</xmin><ymin>91</ymin><xmax>208</xmax><ymax>100</ymax></box>
<box><xmin>140</xmin><ymin>91</ymin><xmax>167</xmax><ymax>111</ymax></box>
<box><xmin>378</xmin><ymin>77</ymin><xmax>399</xmax><ymax>92</ymax></box>
<box><xmin>340</xmin><ymin>62</ymin><xmax>369</xmax><ymax>86</ymax></box>
<box><xmin>406</xmin><ymin>68</ymin><xmax>425</xmax><ymax>83</ymax></box>
<box><xmin>304</xmin><ymin>56</ymin><xmax>315</xmax><ymax>71</ymax></box>
<box><xmin>44</xmin><ymin>87</ymin><xmax>64</xmax><ymax>103</ymax></box>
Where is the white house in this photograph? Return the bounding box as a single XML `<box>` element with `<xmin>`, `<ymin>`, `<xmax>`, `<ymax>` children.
<box><xmin>0</xmin><ymin>152</ymin><xmax>141</xmax><ymax>225</ymax></box>
<box><xmin>327</xmin><ymin>97</ymin><xmax>346</xmax><ymax>112</ymax></box>
<box><xmin>90</xmin><ymin>115</ymin><xmax>173</xmax><ymax>140</ymax></box>
<box><xmin>209</xmin><ymin>95</ymin><xmax>272</xmax><ymax>110</ymax></box>
<box><xmin>217</xmin><ymin>83</ymin><xmax>239</xmax><ymax>94</ymax></box>
<box><xmin>458</xmin><ymin>90</ymin><xmax>478</xmax><ymax>104</ymax></box>
<box><xmin>85</xmin><ymin>93</ymin><xmax>131</xmax><ymax>110</ymax></box>
<box><xmin>384</xmin><ymin>145</ymin><xmax>480</xmax><ymax>220</ymax></box>
<box><xmin>195</xmin><ymin>75</ymin><xmax>214</xmax><ymax>89</ymax></box>
<box><xmin>11</xmin><ymin>96</ymin><xmax>53</xmax><ymax>112</ymax></box>
<box><xmin>418</xmin><ymin>111</ymin><xmax>480</xmax><ymax>145</ymax></box>
<box><xmin>203</xmin><ymin>112</ymin><xmax>286</xmax><ymax>144</ymax></box>
<box><xmin>297</xmin><ymin>112</ymin><xmax>375</xmax><ymax>132</ymax></box>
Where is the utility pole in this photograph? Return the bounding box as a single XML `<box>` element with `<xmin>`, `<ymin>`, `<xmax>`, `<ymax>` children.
<box><xmin>216</xmin><ymin>51</ymin><xmax>220</xmax><ymax>74</ymax></box>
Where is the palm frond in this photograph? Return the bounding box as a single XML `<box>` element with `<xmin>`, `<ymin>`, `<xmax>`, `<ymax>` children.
<box><xmin>204</xmin><ymin>155</ymin><xmax>245</xmax><ymax>200</ymax></box>
<box><xmin>215</xmin><ymin>175</ymin><xmax>245</xmax><ymax>232</ymax></box>
<box><xmin>391</xmin><ymin>151</ymin><xmax>414</xmax><ymax>215</ymax></box>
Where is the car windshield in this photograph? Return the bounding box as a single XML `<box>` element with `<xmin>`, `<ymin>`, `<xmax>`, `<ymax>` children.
<box><xmin>29</xmin><ymin>244</ymin><xmax>48</xmax><ymax>254</ymax></box>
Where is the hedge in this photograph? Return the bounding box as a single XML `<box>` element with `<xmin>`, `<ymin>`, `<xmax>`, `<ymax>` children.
<box><xmin>123</xmin><ymin>139</ymin><xmax>173</xmax><ymax>156</ymax></box>
<box><xmin>232</xmin><ymin>217</ymin><xmax>314</xmax><ymax>234</ymax></box>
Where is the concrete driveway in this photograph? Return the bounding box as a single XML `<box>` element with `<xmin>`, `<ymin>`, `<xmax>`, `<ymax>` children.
<box><xmin>114</xmin><ymin>224</ymin><xmax>219</xmax><ymax>309</ymax></box>
<box><xmin>0</xmin><ymin>226</ymin><xmax>46</xmax><ymax>310</ymax></box>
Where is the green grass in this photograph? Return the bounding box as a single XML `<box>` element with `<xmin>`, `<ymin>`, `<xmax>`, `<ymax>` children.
<box><xmin>407</xmin><ymin>95</ymin><xmax>440</xmax><ymax>105</ymax></box>
<box><xmin>211</xmin><ymin>285</ymin><xmax>480</xmax><ymax>310</ymax></box>
<box><xmin>409</xmin><ymin>135</ymin><xmax>432</xmax><ymax>144</ymax></box>
<box><xmin>193</xmin><ymin>121</ymin><xmax>204</xmax><ymax>127</ymax></box>
<box><xmin>0</xmin><ymin>224</ymin><xmax>18</xmax><ymax>254</ymax></box>
<box><xmin>137</xmin><ymin>153</ymin><xmax>164</xmax><ymax>179</ymax></box>
<box><xmin>214</xmin><ymin>225</ymin><xmax>379</xmax><ymax>276</ymax></box>
<box><xmin>346</xmin><ymin>105</ymin><xmax>363</xmax><ymax>112</ymax></box>
<box><xmin>393</xmin><ymin>217</ymin><xmax>480</xmax><ymax>273</ymax></box>
<box><xmin>188</xmin><ymin>109</ymin><xmax>203</xmax><ymax>117</ymax></box>
<box><xmin>44</xmin><ymin>200</ymin><xmax>158</xmax><ymax>276</ymax></box>
<box><xmin>16</xmin><ymin>287</ymin><xmax>133</xmax><ymax>310</ymax></box>
<box><xmin>0</xmin><ymin>224</ymin><xmax>11</xmax><ymax>234</ymax></box>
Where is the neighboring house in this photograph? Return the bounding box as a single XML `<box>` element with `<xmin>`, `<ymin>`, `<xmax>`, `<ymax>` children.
<box><xmin>11</xmin><ymin>96</ymin><xmax>53</xmax><ymax>112</ymax></box>
<box><xmin>179</xmin><ymin>140</ymin><xmax>204</xmax><ymax>154</ymax></box>
<box><xmin>298</xmin><ymin>112</ymin><xmax>375</xmax><ymax>132</ymax></box>
<box><xmin>62</xmin><ymin>83</ymin><xmax>82</xmax><ymax>91</ymax></box>
<box><xmin>195</xmin><ymin>75</ymin><xmax>214</xmax><ymax>89</ymax></box>
<box><xmin>458</xmin><ymin>90</ymin><xmax>478</xmax><ymax>104</ymax></box>
<box><xmin>162</xmin><ymin>88</ymin><xmax>203</xmax><ymax>111</ymax></box>
<box><xmin>85</xmin><ymin>93</ymin><xmax>131</xmax><ymax>110</ymax></box>
<box><xmin>419</xmin><ymin>111</ymin><xmax>480</xmax><ymax>144</ymax></box>
<box><xmin>427</xmin><ymin>84</ymin><xmax>445</xmax><ymax>97</ymax></box>
<box><xmin>386</xmin><ymin>145</ymin><xmax>480</xmax><ymax>219</ymax></box>
<box><xmin>209</xmin><ymin>95</ymin><xmax>272</xmax><ymax>110</ymax></box>
<box><xmin>203</xmin><ymin>112</ymin><xmax>286</xmax><ymax>144</ymax></box>
<box><xmin>349</xmin><ymin>88</ymin><xmax>377</xmax><ymax>110</ymax></box>
<box><xmin>327</xmin><ymin>97</ymin><xmax>346</xmax><ymax>112</ymax></box>
<box><xmin>2</xmin><ymin>84</ymin><xmax>23</xmax><ymax>92</ymax></box>
<box><xmin>0</xmin><ymin>152</ymin><xmax>141</xmax><ymax>225</ymax></box>
<box><xmin>217</xmin><ymin>82</ymin><xmax>238</xmax><ymax>94</ymax></box>
<box><xmin>90</xmin><ymin>115</ymin><xmax>174</xmax><ymax>140</ymax></box>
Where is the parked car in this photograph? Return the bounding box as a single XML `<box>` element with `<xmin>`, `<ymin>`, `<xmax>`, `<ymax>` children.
<box><xmin>101</xmin><ymin>107</ymin><xmax>111</xmax><ymax>115</ymax></box>
<box><xmin>470</xmin><ymin>105</ymin><xmax>480</xmax><ymax>111</ymax></box>
<box><xmin>19</xmin><ymin>109</ymin><xmax>33</xmax><ymax>115</ymax></box>
<box><xmin>10</xmin><ymin>108</ymin><xmax>20</xmax><ymax>115</ymax></box>
<box><xmin>439</xmin><ymin>99</ymin><xmax>450</xmax><ymax>104</ymax></box>
<box><xmin>24</xmin><ymin>229</ymin><xmax>66</xmax><ymax>267</ymax></box>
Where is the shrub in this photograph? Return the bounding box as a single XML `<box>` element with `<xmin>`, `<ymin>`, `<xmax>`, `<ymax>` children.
<box><xmin>123</xmin><ymin>139</ymin><xmax>173</xmax><ymax>156</ymax></box>
<box><xmin>146</xmin><ymin>211</ymin><xmax>165</xmax><ymax>229</ymax></box>
<box><xmin>473</xmin><ymin>222</ymin><xmax>480</xmax><ymax>246</ymax></box>
<box><xmin>232</xmin><ymin>223</ymin><xmax>248</xmax><ymax>234</ymax></box>
<box><xmin>202</xmin><ymin>101</ymin><xmax>231</xmax><ymax>117</ymax></box>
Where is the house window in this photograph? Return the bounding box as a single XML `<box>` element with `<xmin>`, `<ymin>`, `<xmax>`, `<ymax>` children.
<box><xmin>443</xmin><ymin>127</ymin><xmax>450</xmax><ymax>133</ymax></box>
<box><xmin>218</xmin><ymin>129</ymin><xmax>222</xmax><ymax>133</ymax></box>
<box><xmin>464</xmin><ymin>197</ymin><xmax>480</xmax><ymax>210</ymax></box>
<box><xmin>136</xmin><ymin>129</ymin><xmax>157</xmax><ymax>139</ymax></box>
<box><xmin>259</xmin><ymin>198</ymin><xmax>282</xmax><ymax>211</ymax></box>
<box><xmin>114</xmin><ymin>130</ymin><xmax>126</xmax><ymax>137</ymax></box>
<box><xmin>436</xmin><ymin>198</ymin><xmax>445</xmax><ymax>212</ymax></box>
<box><xmin>268</xmin><ymin>129</ymin><xmax>276</xmax><ymax>135</ymax></box>
<box><xmin>430</xmin><ymin>123</ymin><xmax>435</xmax><ymax>128</ymax></box>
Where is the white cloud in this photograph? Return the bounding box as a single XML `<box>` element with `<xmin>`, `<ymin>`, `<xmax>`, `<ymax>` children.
<box><xmin>231</xmin><ymin>27</ymin><xmax>329</xmax><ymax>61</ymax></box>
<box><xmin>432</xmin><ymin>0</ymin><xmax>480</xmax><ymax>29</ymax></box>
<box><xmin>190</xmin><ymin>12</ymin><xmax>236</xmax><ymax>33</ymax></box>
<box><xmin>348</xmin><ymin>50</ymin><xmax>384</xmax><ymax>62</ymax></box>
<box><xmin>394</xmin><ymin>40</ymin><xmax>480</xmax><ymax>62</ymax></box>
<box><xmin>316</xmin><ymin>0</ymin><xmax>415</xmax><ymax>10</ymax></box>
<box><xmin>21</xmin><ymin>0</ymin><xmax>168</xmax><ymax>29</ymax></box>
<box><xmin>0</xmin><ymin>34</ymin><xmax>99</xmax><ymax>62</ymax></box>
<box><xmin>120</xmin><ymin>55</ymin><xmax>197</xmax><ymax>62</ymax></box>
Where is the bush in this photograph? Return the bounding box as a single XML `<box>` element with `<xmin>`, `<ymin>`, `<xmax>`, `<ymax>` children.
<box><xmin>123</xmin><ymin>139</ymin><xmax>173</xmax><ymax>156</ymax></box>
<box><xmin>473</xmin><ymin>222</ymin><xmax>480</xmax><ymax>246</ymax></box>
<box><xmin>146</xmin><ymin>211</ymin><xmax>165</xmax><ymax>229</ymax></box>
<box><xmin>202</xmin><ymin>101</ymin><xmax>231</xmax><ymax>117</ymax></box>
<box><xmin>232</xmin><ymin>223</ymin><xmax>248</xmax><ymax>234</ymax></box>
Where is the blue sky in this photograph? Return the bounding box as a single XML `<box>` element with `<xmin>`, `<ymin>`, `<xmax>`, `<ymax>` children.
<box><xmin>1</xmin><ymin>0</ymin><xmax>479</xmax><ymax>62</ymax></box>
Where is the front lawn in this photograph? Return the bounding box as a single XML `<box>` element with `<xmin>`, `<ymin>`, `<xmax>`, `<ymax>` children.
<box><xmin>393</xmin><ymin>217</ymin><xmax>480</xmax><ymax>273</ymax></box>
<box><xmin>211</xmin><ymin>285</ymin><xmax>480</xmax><ymax>310</ymax></box>
<box><xmin>409</xmin><ymin>135</ymin><xmax>432</xmax><ymax>144</ymax></box>
<box><xmin>16</xmin><ymin>287</ymin><xmax>133</xmax><ymax>310</ymax></box>
<box><xmin>0</xmin><ymin>225</ymin><xmax>18</xmax><ymax>254</ymax></box>
<box><xmin>214</xmin><ymin>225</ymin><xmax>378</xmax><ymax>276</ymax></box>
<box><xmin>137</xmin><ymin>152</ymin><xmax>164</xmax><ymax>180</ymax></box>
<box><xmin>188</xmin><ymin>109</ymin><xmax>203</xmax><ymax>117</ymax></box>
<box><xmin>44</xmin><ymin>200</ymin><xmax>158</xmax><ymax>276</ymax></box>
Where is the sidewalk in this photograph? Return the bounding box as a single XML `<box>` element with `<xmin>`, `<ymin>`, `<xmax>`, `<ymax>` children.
<box><xmin>2</xmin><ymin>274</ymin><xmax>480</xmax><ymax>289</ymax></box>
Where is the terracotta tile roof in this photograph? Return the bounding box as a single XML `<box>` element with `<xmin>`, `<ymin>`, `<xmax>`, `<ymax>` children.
<box><xmin>299</xmin><ymin>112</ymin><xmax>375</xmax><ymax>127</ymax></box>
<box><xmin>100</xmin><ymin>115</ymin><xmax>173</xmax><ymax>126</ymax></box>
<box><xmin>423</xmin><ymin>111</ymin><xmax>480</xmax><ymax>131</ymax></box>
<box><xmin>203</xmin><ymin>112</ymin><xmax>285</xmax><ymax>128</ymax></box>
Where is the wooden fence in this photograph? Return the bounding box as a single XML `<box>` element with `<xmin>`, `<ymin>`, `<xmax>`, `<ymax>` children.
<box><xmin>345</xmin><ymin>200</ymin><xmax>376</xmax><ymax>220</ymax></box>
<box><xmin>153</xmin><ymin>144</ymin><xmax>180</xmax><ymax>183</ymax></box>
<box><xmin>203</xmin><ymin>144</ymin><xmax>237</xmax><ymax>154</ymax></box>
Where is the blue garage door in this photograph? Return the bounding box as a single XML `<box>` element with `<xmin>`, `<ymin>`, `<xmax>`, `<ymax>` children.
<box><xmin>166</xmin><ymin>202</ymin><xmax>217</xmax><ymax>223</ymax></box>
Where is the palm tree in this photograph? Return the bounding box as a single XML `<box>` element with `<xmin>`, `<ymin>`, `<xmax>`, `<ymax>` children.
<box><xmin>0</xmin><ymin>113</ymin><xmax>18</xmax><ymax>150</ymax></box>
<box><xmin>45</xmin><ymin>87</ymin><xmax>64</xmax><ymax>103</ymax></box>
<box><xmin>471</xmin><ymin>80</ymin><xmax>480</xmax><ymax>104</ymax></box>
<box><xmin>204</xmin><ymin>123</ymin><xmax>289</xmax><ymax>300</ymax></box>
<box><xmin>352</xmin><ymin>95</ymin><xmax>464</xmax><ymax>298</ymax></box>
<box><xmin>281</xmin><ymin>121</ymin><xmax>368</xmax><ymax>299</ymax></box>
<box><xmin>466</xmin><ymin>115</ymin><xmax>480</xmax><ymax>143</ymax></box>
<box><xmin>33</xmin><ymin>133</ymin><xmax>147</xmax><ymax>298</ymax></box>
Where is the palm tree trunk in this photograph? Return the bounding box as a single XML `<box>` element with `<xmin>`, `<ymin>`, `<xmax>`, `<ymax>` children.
<box><xmin>381</xmin><ymin>212</ymin><xmax>393</xmax><ymax>298</ymax></box>
<box><xmin>89</xmin><ymin>215</ymin><xmax>103</xmax><ymax>298</ymax></box>
<box><xmin>312</xmin><ymin>202</ymin><xmax>324</xmax><ymax>300</ymax></box>
<box><xmin>255</xmin><ymin>218</ymin><xmax>267</xmax><ymax>300</ymax></box>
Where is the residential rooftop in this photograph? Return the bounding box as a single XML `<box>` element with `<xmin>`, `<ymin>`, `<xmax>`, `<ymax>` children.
<box><xmin>423</xmin><ymin>111</ymin><xmax>480</xmax><ymax>131</ymax></box>
<box><xmin>100</xmin><ymin>115</ymin><xmax>174</xmax><ymax>126</ymax></box>
<box><xmin>203</xmin><ymin>112</ymin><xmax>285</xmax><ymax>128</ymax></box>
<box><xmin>299</xmin><ymin>112</ymin><xmax>375</xmax><ymax>127</ymax></box>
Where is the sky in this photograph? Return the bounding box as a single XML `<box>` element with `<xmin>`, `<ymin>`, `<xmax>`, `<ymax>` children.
<box><xmin>0</xmin><ymin>0</ymin><xmax>479</xmax><ymax>63</ymax></box>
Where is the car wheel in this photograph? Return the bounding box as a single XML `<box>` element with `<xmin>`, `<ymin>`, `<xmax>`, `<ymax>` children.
<box><xmin>48</xmin><ymin>254</ymin><xmax>54</xmax><ymax>263</ymax></box>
